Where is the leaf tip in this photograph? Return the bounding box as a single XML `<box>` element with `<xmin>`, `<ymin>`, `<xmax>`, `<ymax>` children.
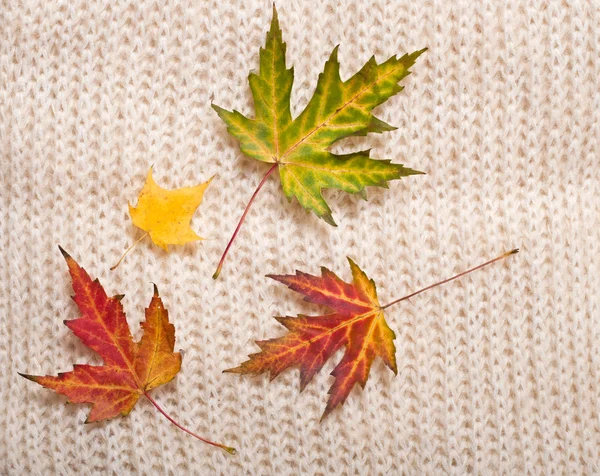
<box><xmin>58</xmin><ymin>245</ymin><xmax>71</xmax><ymax>260</ymax></box>
<box><xmin>401</xmin><ymin>167</ymin><xmax>426</xmax><ymax>177</ymax></box>
<box><xmin>321</xmin><ymin>213</ymin><xmax>337</xmax><ymax>227</ymax></box>
<box><xmin>329</xmin><ymin>44</ymin><xmax>340</xmax><ymax>62</ymax></box>
<box><xmin>506</xmin><ymin>248</ymin><xmax>519</xmax><ymax>256</ymax></box>
<box><xmin>407</xmin><ymin>47</ymin><xmax>428</xmax><ymax>62</ymax></box>
<box><xmin>346</xmin><ymin>256</ymin><xmax>358</xmax><ymax>269</ymax></box>
<box><xmin>211</xmin><ymin>103</ymin><xmax>224</xmax><ymax>114</ymax></box>
<box><xmin>319</xmin><ymin>406</ymin><xmax>333</xmax><ymax>422</ymax></box>
<box><xmin>152</xmin><ymin>283</ymin><xmax>159</xmax><ymax>297</ymax></box>
<box><xmin>17</xmin><ymin>372</ymin><xmax>38</xmax><ymax>382</ymax></box>
<box><xmin>266</xmin><ymin>273</ymin><xmax>286</xmax><ymax>285</ymax></box>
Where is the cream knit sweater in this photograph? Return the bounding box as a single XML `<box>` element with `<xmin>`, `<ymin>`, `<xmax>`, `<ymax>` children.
<box><xmin>2</xmin><ymin>0</ymin><xmax>599</xmax><ymax>474</ymax></box>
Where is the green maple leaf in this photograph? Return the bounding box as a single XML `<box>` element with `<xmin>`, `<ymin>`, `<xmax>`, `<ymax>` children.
<box><xmin>213</xmin><ymin>6</ymin><xmax>426</xmax><ymax>278</ymax></box>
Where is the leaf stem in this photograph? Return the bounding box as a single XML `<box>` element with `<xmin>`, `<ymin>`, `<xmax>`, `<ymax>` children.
<box><xmin>381</xmin><ymin>249</ymin><xmax>519</xmax><ymax>310</ymax></box>
<box><xmin>213</xmin><ymin>162</ymin><xmax>279</xmax><ymax>279</ymax></box>
<box><xmin>110</xmin><ymin>233</ymin><xmax>149</xmax><ymax>271</ymax></box>
<box><xmin>143</xmin><ymin>392</ymin><xmax>236</xmax><ymax>455</ymax></box>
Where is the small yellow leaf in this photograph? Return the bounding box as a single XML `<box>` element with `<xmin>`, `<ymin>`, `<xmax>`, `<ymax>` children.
<box><xmin>129</xmin><ymin>168</ymin><xmax>212</xmax><ymax>251</ymax></box>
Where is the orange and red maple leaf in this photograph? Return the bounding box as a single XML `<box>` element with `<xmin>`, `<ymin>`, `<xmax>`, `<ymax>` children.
<box><xmin>227</xmin><ymin>258</ymin><xmax>397</xmax><ymax>419</ymax></box>
<box><xmin>19</xmin><ymin>247</ymin><xmax>235</xmax><ymax>453</ymax></box>
<box><xmin>228</xmin><ymin>250</ymin><xmax>518</xmax><ymax>420</ymax></box>
<box><xmin>20</xmin><ymin>247</ymin><xmax>181</xmax><ymax>422</ymax></box>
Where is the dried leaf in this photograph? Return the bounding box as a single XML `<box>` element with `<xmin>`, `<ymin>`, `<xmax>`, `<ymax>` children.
<box><xmin>228</xmin><ymin>251</ymin><xmax>518</xmax><ymax>419</ymax></box>
<box><xmin>130</xmin><ymin>168</ymin><xmax>212</xmax><ymax>251</ymax></box>
<box><xmin>20</xmin><ymin>247</ymin><xmax>235</xmax><ymax>454</ymax></box>
<box><xmin>111</xmin><ymin>168</ymin><xmax>212</xmax><ymax>270</ymax></box>
<box><xmin>213</xmin><ymin>6</ymin><xmax>426</xmax><ymax>277</ymax></box>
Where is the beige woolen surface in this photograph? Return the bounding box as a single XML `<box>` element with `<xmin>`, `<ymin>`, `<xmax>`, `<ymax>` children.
<box><xmin>1</xmin><ymin>0</ymin><xmax>599</xmax><ymax>474</ymax></box>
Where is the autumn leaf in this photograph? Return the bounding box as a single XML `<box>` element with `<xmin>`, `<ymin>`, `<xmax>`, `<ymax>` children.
<box><xmin>212</xmin><ymin>6</ymin><xmax>426</xmax><ymax>278</ymax></box>
<box><xmin>227</xmin><ymin>250</ymin><xmax>519</xmax><ymax>420</ymax></box>
<box><xmin>20</xmin><ymin>247</ymin><xmax>235</xmax><ymax>454</ymax></box>
<box><xmin>111</xmin><ymin>168</ymin><xmax>212</xmax><ymax>270</ymax></box>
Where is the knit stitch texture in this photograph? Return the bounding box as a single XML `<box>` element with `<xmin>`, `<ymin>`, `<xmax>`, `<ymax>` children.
<box><xmin>1</xmin><ymin>0</ymin><xmax>599</xmax><ymax>474</ymax></box>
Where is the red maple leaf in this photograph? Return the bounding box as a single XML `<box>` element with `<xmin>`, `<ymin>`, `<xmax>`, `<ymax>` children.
<box><xmin>228</xmin><ymin>251</ymin><xmax>518</xmax><ymax>419</ymax></box>
<box><xmin>20</xmin><ymin>247</ymin><xmax>235</xmax><ymax>453</ymax></box>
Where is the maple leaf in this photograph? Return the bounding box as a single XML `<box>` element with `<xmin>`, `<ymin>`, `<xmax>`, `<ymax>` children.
<box><xmin>227</xmin><ymin>250</ymin><xmax>519</xmax><ymax>420</ymax></box>
<box><xmin>212</xmin><ymin>6</ymin><xmax>426</xmax><ymax>278</ymax></box>
<box><xmin>20</xmin><ymin>247</ymin><xmax>235</xmax><ymax>454</ymax></box>
<box><xmin>111</xmin><ymin>168</ymin><xmax>212</xmax><ymax>270</ymax></box>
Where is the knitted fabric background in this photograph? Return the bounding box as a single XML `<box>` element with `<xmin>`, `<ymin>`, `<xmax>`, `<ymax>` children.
<box><xmin>1</xmin><ymin>0</ymin><xmax>599</xmax><ymax>474</ymax></box>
